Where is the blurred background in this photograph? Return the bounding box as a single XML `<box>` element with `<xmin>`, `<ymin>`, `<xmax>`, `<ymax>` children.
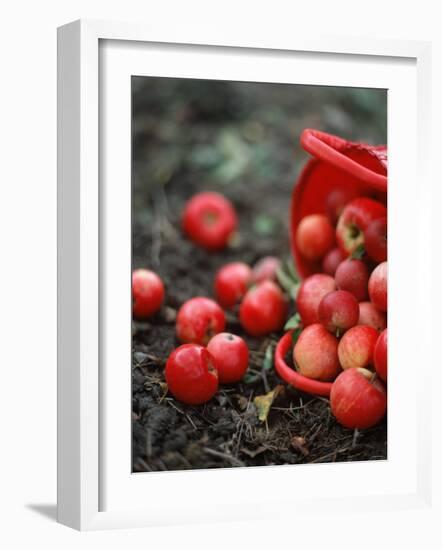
<box><xmin>132</xmin><ymin>77</ymin><xmax>386</xmax><ymax>300</ymax></box>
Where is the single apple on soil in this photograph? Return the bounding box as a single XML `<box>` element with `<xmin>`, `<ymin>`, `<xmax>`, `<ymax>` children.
<box><xmin>176</xmin><ymin>297</ymin><xmax>226</xmax><ymax>345</ymax></box>
<box><xmin>214</xmin><ymin>262</ymin><xmax>252</xmax><ymax>309</ymax></box>
<box><xmin>239</xmin><ymin>280</ymin><xmax>287</xmax><ymax>336</ymax></box>
<box><xmin>368</xmin><ymin>261</ymin><xmax>388</xmax><ymax>312</ymax></box>
<box><xmin>296</xmin><ymin>273</ymin><xmax>336</xmax><ymax>326</ymax></box>
<box><xmin>132</xmin><ymin>268</ymin><xmax>165</xmax><ymax>319</ymax></box>
<box><xmin>374</xmin><ymin>328</ymin><xmax>388</xmax><ymax>382</ymax></box>
<box><xmin>207</xmin><ymin>332</ymin><xmax>249</xmax><ymax>383</ymax></box>
<box><xmin>337</xmin><ymin>325</ymin><xmax>378</xmax><ymax>370</ymax></box>
<box><xmin>182</xmin><ymin>191</ymin><xmax>237</xmax><ymax>251</ymax></box>
<box><xmin>293</xmin><ymin>323</ymin><xmax>341</xmax><ymax>381</ymax></box>
<box><xmin>330</xmin><ymin>367</ymin><xmax>387</xmax><ymax>429</ymax></box>
<box><xmin>358</xmin><ymin>301</ymin><xmax>387</xmax><ymax>332</ymax></box>
<box><xmin>295</xmin><ymin>214</ymin><xmax>335</xmax><ymax>261</ymax></box>
<box><xmin>165</xmin><ymin>344</ymin><xmax>218</xmax><ymax>405</ymax></box>
<box><xmin>318</xmin><ymin>290</ymin><xmax>360</xmax><ymax>334</ymax></box>
<box><xmin>335</xmin><ymin>258</ymin><xmax>369</xmax><ymax>302</ymax></box>
<box><xmin>336</xmin><ymin>197</ymin><xmax>387</xmax><ymax>255</ymax></box>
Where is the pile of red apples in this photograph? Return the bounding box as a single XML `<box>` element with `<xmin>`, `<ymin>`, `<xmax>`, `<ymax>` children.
<box><xmin>294</xmin><ymin>195</ymin><xmax>388</xmax><ymax>429</ymax></box>
<box><xmin>133</xmin><ymin>189</ymin><xmax>388</xmax><ymax>432</ymax></box>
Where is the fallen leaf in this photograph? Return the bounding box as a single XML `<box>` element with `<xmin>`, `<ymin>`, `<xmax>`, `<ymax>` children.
<box><xmin>254</xmin><ymin>385</ymin><xmax>284</xmax><ymax>422</ymax></box>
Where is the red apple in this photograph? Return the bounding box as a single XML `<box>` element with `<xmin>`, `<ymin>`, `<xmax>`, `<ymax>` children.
<box><xmin>295</xmin><ymin>214</ymin><xmax>335</xmax><ymax>261</ymax></box>
<box><xmin>182</xmin><ymin>192</ymin><xmax>237</xmax><ymax>251</ymax></box>
<box><xmin>251</xmin><ymin>256</ymin><xmax>281</xmax><ymax>283</ymax></box>
<box><xmin>239</xmin><ymin>281</ymin><xmax>287</xmax><ymax>336</ymax></box>
<box><xmin>337</xmin><ymin>325</ymin><xmax>378</xmax><ymax>370</ymax></box>
<box><xmin>325</xmin><ymin>187</ymin><xmax>359</xmax><ymax>226</ymax></box>
<box><xmin>364</xmin><ymin>217</ymin><xmax>387</xmax><ymax>263</ymax></box>
<box><xmin>165</xmin><ymin>344</ymin><xmax>218</xmax><ymax>405</ymax></box>
<box><xmin>336</xmin><ymin>197</ymin><xmax>387</xmax><ymax>255</ymax></box>
<box><xmin>214</xmin><ymin>262</ymin><xmax>251</xmax><ymax>309</ymax></box>
<box><xmin>368</xmin><ymin>261</ymin><xmax>387</xmax><ymax>312</ymax></box>
<box><xmin>318</xmin><ymin>290</ymin><xmax>359</xmax><ymax>334</ymax></box>
<box><xmin>207</xmin><ymin>332</ymin><xmax>249</xmax><ymax>384</ymax></box>
<box><xmin>374</xmin><ymin>328</ymin><xmax>387</xmax><ymax>382</ymax></box>
<box><xmin>322</xmin><ymin>247</ymin><xmax>346</xmax><ymax>276</ymax></box>
<box><xmin>293</xmin><ymin>324</ymin><xmax>341</xmax><ymax>381</ymax></box>
<box><xmin>330</xmin><ymin>368</ymin><xmax>387</xmax><ymax>429</ymax></box>
<box><xmin>335</xmin><ymin>259</ymin><xmax>369</xmax><ymax>302</ymax></box>
<box><xmin>132</xmin><ymin>269</ymin><xmax>165</xmax><ymax>319</ymax></box>
<box><xmin>176</xmin><ymin>297</ymin><xmax>226</xmax><ymax>345</ymax></box>
<box><xmin>296</xmin><ymin>274</ymin><xmax>336</xmax><ymax>326</ymax></box>
<box><xmin>358</xmin><ymin>301</ymin><xmax>387</xmax><ymax>332</ymax></box>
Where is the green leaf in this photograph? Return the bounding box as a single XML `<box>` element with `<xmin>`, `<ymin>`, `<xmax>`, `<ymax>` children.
<box><xmin>253</xmin><ymin>214</ymin><xmax>277</xmax><ymax>236</ymax></box>
<box><xmin>284</xmin><ymin>313</ymin><xmax>301</xmax><ymax>331</ymax></box>
<box><xmin>286</xmin><ymin>259</ymin><xmax>300</xmax><ymax>284</ymax></box>
<box><xmin>263</xmin><ymin>344</ymin><xmax>274</xmax><ymax>371</ymax></box>
<box><xmin>291</xmin><ymin>326</ymin><xmax>303</xmax><ymax>346</ymax></box>
<box><xmin>350</xmin><ymin>244</ymin><xmax>366</xmax><ymax>260</ymax></box>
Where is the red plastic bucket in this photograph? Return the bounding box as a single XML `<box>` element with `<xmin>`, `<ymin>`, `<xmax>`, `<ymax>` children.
<box><xmin>291</xmin><ymin>129</ymin><xmax>387</xmax><ymax>278</ymax></box>
<box><xmin>275</xmin><ymin>129</ymin><xmax>388</xmax><ymax>396</ymax></box>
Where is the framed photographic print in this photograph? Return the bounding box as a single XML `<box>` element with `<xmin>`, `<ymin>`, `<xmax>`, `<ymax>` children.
<box><xmin>57</xmin><ymin>19</ymin><xmax>432</xmax><ymax>530</ymax></box>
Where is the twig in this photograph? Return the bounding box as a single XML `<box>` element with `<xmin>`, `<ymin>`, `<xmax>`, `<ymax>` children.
<box><xmin>204</xmin><ymin>448</ymin><xmax>246</xmax><ymax>467</ymax></box>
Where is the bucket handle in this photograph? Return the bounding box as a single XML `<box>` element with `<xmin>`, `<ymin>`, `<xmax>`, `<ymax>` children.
<box><xmin>301</xmin><ymin>129</ymin><xmax>387</xmax><ymax>193</ymax></box>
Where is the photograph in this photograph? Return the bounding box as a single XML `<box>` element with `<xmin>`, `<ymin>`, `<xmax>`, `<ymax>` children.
<box><xmin>131</xmin><ymin>76</ymin><xmax>388</xmax><ymax>473</ymax></box>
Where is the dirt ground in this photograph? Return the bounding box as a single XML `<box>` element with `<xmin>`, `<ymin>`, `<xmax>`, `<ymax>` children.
<box><xmin>131</xmin><ymin>77</ymin><xmax>387</xmax><ymax>472</ymax></box>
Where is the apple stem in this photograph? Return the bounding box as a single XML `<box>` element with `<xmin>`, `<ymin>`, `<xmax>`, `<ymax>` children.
<box><xmin>352</xmin><ymin>428</ymin><xmax>360</xmax><ymax>448</ymax></box>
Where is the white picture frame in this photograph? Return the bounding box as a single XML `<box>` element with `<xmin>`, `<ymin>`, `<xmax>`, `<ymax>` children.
<box><xmin>57</xmin><ymin>19</ymin><xmax>432</xmax><ymax>531</ymax></box>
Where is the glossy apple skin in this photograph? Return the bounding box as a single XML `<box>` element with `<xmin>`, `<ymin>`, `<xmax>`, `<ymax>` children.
<box><xmin>251</xmin><ymin>256</ymin><xmax>281</xmax><ymax>283</ymax></box>
<box><xmin>239</xmin><ymin>281</ymin><xmax>287</xmax><ymax>336</ymax></box>
<box><xmin>293</xmin><ymin>324</ymin><xmax>341</xmax><ymax>381</ymax></box>
<box><xmin>207</xmin><ymin>333</ymin><xmax>249</xmax><ymax>383</ymax></box>
<box><xmin>322</xmin><ymin>247</ymin><xmax>346</xmax><ymax>276</ymax></box>
<box><xmin>338</xmin><ymin>325</ymin><xmax>378</xmax><ymax>370</ymax></box>
<box><xmin>374</xmin><ymin>328</ymin><xmax>388</xmax><ymax>382</ymax></box>
<box><xmin>165</xmin><ymin>344</ymin><xmax>218</xmax><ymax>405</ymax></box>
<box><xmin>368</xmin><ymin>261</ymin><xmax>388</xmax><ymax>312</ymax></box>
<box><xmin>296</xmin><ymin>274</ymin><xmax>336</xmax><ymax>326</ymax></box>
<box><xmin>358</xmin><ymin>301</ymin><xmax>387</xmax><ymax>332</ymax></box>
<box><xmin>364</xmin><ymin>217</ymin><xmax>387</xmax><ymax>263</ymax></box>
<box><xmin>214</xmin><ymin>262</ymin><xmax>252</xmax><ymax>309</ymax></box>
<box><xmin>330</xmin><ymin>367</ymin><xmax>387</xmax><ymax>429</ymax></box>
<box><xmin>132</xmin><ymin>269</ymin><xmax>165</xmax><ymax>319</ymax></box>
<box><xmin>318</xmin><ymin>290</ymin><xmax>360</xmax><ymax>333</ymax></box>
<box><xmin>295</xmin><ymin>214</ymin><xmax>335</xmax><ymax>261</ymax></box>
<box><xmin>335</xmin><ymin>259</ymin><xmax>369</xmax><ymax>302</ymax></box>
<box><xmin>182</xmin><ymin>192</ymin><xmax>237</xmax><ymax>251</ymax></box>
<box><xmin>176</xmin><ymin>297</ymin><xmax>226</xmax><ymax>345</ymax></box>
<box><xmin>336</xmin><ymin>197</ymin><xmax>387</xmax><ymax>255</ymax></box>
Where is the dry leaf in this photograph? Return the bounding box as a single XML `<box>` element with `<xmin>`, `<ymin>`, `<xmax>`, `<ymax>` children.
<box><xmin>254</xmin><ymin>385</ymin><xmax>284</xmax><ymax>422</ymax></box>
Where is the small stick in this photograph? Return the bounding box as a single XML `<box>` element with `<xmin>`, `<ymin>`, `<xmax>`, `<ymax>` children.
<box><xmin>204</xmin><ymin>448</ymin><xmax>246</xmax><ymax>467</ymax></box>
